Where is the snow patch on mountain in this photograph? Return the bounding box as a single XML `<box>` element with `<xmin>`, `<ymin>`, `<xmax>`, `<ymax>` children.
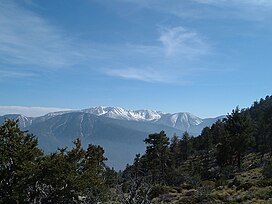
<box><xmin>81</xmin><ymin>106</ymin><xmax>204</xmax><ymax>131</ymax></box>
<box><xmin>1</xmin><ymin>106</ymin><xmax>223</xmax><ymax>134</ymax></box>
<box><xmin>82</xmin><ymin>106</ymin><xmax>162</xmax><ymax>121</ymax></box>
<box><xmin>17</xmin><ymin>115</ymin><xmax>33</xmax><ymax>127</ymax></box>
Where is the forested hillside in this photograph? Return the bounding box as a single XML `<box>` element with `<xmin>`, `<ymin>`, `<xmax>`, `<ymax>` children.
<box><xmin>121</xmin><ymin>95</ymin><xmax>272</xmax><ymax>203</ymax></box>
<box><xmin>1</xmin><ymin>96</ymin><xmax>272</xmax><ymax>203</ymax></box>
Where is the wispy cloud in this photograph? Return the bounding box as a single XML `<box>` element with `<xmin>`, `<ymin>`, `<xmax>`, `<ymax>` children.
<box><xmin>0</xmin><ymin>69</ymin><xmax>34</xmax><ymax>78</ymax></box>
<box><xmin>0</xmin><ymin>1</ymin><xmax>210</xmax><ymax>84</ymax></box>
<box><xmin>194</xmin><ymin>0</ymin><xmax>272</xmax><ymax>7</ymax></box>
<box><xmin>159</xmin><ymin>26</ymin><xmax>209</xmax><ymax>56</ymax></box>
<box><xmin>0</xmin><ymin>0</ymin><xmax>84</xmax><ymax>70</ymax></box>
<box><xmin>115</xmin><ymin>0</ymin><xmax>272</xmax><ymax>20</ymax></box>
<box><xmin>0</xmin><ymin>106</ymin><xmax>73</xmax><ymax>117</ymax></box>
<box><xmin>192</xmin><ymin>0</ymin><xmax>272</xmax><ymax>20</ymax></box>
<box><xmin>113</xmin><ymin>0</ymin><xmax>200</xmax><ymax>18</ymax></box>
<box><xmin>105</xmin><ymin>26</ymin><xmax>210</xmax><ymax>83</ymax></box>
<box><xmin>107</xmin><ymin>67</ymin><xmax>168</xmax><ymax>83</ymax></box>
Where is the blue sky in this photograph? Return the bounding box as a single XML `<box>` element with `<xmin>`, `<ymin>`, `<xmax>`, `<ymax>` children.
<box><xmin>0</xmin><ymin>0</ymin><xmax>271</xmax><ymax>117</ymax></box>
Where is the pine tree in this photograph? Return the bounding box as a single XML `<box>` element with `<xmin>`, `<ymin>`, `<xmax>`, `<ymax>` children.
<box><xmin>180</xmin><ymin>131</ymin><xmax>191</xmax><ymax>160</ymax></box>
<box><xmin>225</xmin><ymin>107</ymin><xmax>254</xmax><ymax>168</ymax></box>
<box><xmin>0</xmin><ymin>119</ymin><xmax>43</xmax><ymax>203</ymax></box>
<box><xmin>81</xmin><ymin>144</ymin><xmax>108</xmax><ymax>203</ymax></box>
<box><xmin>144</xmin><ymin>131</ymin><xmax>170</xmax><ymax>183</ymax></box>
<box><xmin>170</xmin><ymin>135</ymin><xmax>182</xmax><ymax>167</ymax></box>
<box><xmin>263</xmin><ymin>106</ymin><xmax>272</xmax><ymax>156</ymax></box>
<box><xmin>201</xmin><ymin>127</ymin><xmax>213</xmax><ymax>151</ymax></box>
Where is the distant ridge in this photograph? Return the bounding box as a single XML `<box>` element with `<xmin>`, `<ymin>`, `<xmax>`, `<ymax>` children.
<box><xmin>0</xmin><ymin>107</ymin><xmax>225</xmax><ymax>169</ymax></box>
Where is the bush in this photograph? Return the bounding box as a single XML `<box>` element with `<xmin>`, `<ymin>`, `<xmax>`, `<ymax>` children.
<box><xmin>148</xmin><ymin>185</ymin><xmax>167</xmax><ymax>199</ymax></box>
<box><xmin>256</xmin><ymin>179</ymin><xmax>272</xmax><ymax>187</ymax></box>
<box><xmin>236</xmin><ymin>182</ymin><xmax>253</xmax><ymax>191</ymax></box>
<box><xmin>263</xmin><ymin>160</ymin><xmax>272</xmax><ymax>178</ymax></box>
<box><xmin>211</xmin><ymin>190</ymin><xmax>230</xmax><ymax>201</ymax></box>
<box><xmin>215</xmin><ymin>176</ymin><xmax>227</xmax><ymax>187</ymax></box>
<box><xmin>220</xmin><ymin>166</ymin><xmax>236</xmax><ymax>179</ymax></box>
<box><xmin>166</xmin><ymin>168</ymin><xmax>186</xmax><ymax>186</ymax></box>
<box><xmin>254</xmin><ymin>186</ymin><xmax>272</xmax><ymax>200</ymax></box>
<box><xmin>228</xmin><ymin>177</ymin><xmax>241</xmax><ymax>188</ymax></box>
<box><xmin>201</xmin><ymin>180</ymin><xmax>216</xmax><ymax>190</ymax></box>
<box><xmin>181</xmin><ymin>183</ymin><xmax>194</xmax><ymax>190</ymax></box>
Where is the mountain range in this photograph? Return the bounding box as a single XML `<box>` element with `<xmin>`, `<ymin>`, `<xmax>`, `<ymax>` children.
<box><xmin>0</xmin><ymin>106</ymin><xmax>224</xmax><ymax>169</ymax></box>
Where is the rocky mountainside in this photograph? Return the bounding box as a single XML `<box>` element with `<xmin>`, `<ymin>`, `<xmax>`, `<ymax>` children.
<box><xmin>0</xmin><ymin>107</ymin><xmax>224</xmax><ymax>169</ymax></box>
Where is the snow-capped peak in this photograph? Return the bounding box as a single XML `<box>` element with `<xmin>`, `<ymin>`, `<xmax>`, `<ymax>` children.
<box><xmin>34</xmin><ymin>106</ymin><xmax>205</xmax><ymax>130</ymax></box>
<box><xmin>81</xmin><ymin>106</ymin><xmax>203</xmax><ymax>129</ymax></box>
<box><xmin>82</xmin><ymin>106</ymin><xmax>162</xmax><ymax>121</ymax></box>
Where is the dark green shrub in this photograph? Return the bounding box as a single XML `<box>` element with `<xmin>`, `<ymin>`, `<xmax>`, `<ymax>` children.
<box><xmin>220</xmin><ymin>166</ymin><xmax>236</xmax><ymax>179</ymax></box>
<box><xmin>148</xmin><ymin>185</ymin><xmax>167</xmax><ymax>199</ymax></box>
<box><xmin>263</xmin><ymin>160</ymin><xmax>272</xmax><ymax>178</ymax></box>
<box><xmin>255</xmin><ymin>187</ymin><xmax>272</xmax><ymax>200</ymax></box>
<box><xmin>215</xmin><ymin>176</ymin><xmax>227</xmax><ymax>187</ymax></box>
<box><xmin>228</xmin><ymin>177</ymin><xmax>241</xmax><ymax>188</ymax></box>
<box><xmin>236</xmin><ymin>182</ymin><xmax>253</xmax><ymax>191</ymax></box>
<box><xmin>181</xmin><ymin>183</ymin><xmax>194</xmax><ymax>190</ymax></box>
<box><xmin>256</xmin><ymin>179</ymin><xmax>272</xmax><ymax>187</ymax></box>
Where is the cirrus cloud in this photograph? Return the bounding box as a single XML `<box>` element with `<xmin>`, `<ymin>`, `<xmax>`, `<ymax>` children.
<box><xmin>0</xmin><ymin>0</ymin><xmax>85</xmax><ymax>70</ymax></box>
<box><xmin>159</xmin><ymin>26</ymin><xmax>209</xmax><ymax>56</ymax></box>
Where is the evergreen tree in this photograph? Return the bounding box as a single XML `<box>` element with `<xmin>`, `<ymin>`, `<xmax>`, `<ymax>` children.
<box><xmin>263</xmin><ymin>106</ymin><xmax>272</xmax><ymax>156</ymax></box>
<box><xmin>210</xmin><ymin>120</ymin><xmax>226</xmax><ymax>146</ymax></box>
<box><xmin>144</xmin><ymin>131</ymin><xmax>170</xmax><ymax>183</ymax></box>
<box><xmin>248</xmin><ymin>95</ymin><xmax>272</xmax><ymax>152</ymax></box>
<box><xmin>209</xmin><ymin>120</ymin><xmax>232</xmax><ymax>167</ymax></box>
<box><xmin>225</xmin><ymin>107</ymin><xmax>254</xmax><ymax>168</ymax></box>
<box><xmin>81</xmin><ymin>144</ymin><xmax>108</xmax><ymax>203</ymax></box>
<box><xmin>0</xmin><ymin>119</ymin><xmax>43</xmax><ymax>203</ymax></box>
<box><xmin>31</xmin><ymin>149</ymin><xmax>80</xmax><ymax>203</ymax></box>
<box><xmin>180</xmin><ymin>131</ymin><xmax>191</xmax><ymax>160</ymax></box>
<box><xmin>170</xmin><ymin>135</ymin><xmax>182</xmax><ymax>167</ymax></box>
<box><xmin>201</xmin><ymin>127</ymin><xmax>213</xmax><ymax>151</ymax></box>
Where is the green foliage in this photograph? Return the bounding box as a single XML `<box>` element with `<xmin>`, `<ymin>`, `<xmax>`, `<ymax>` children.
<box><xmin>148</xmin><ymin>185</ymin><xmax>167</xmax><ymax>200</ymax></box>
<box><xmin>81</xmin><ymin>144</ymin><xmax>108</xmax><ymax>203</ymax></box>
<box><xmin>144</xmin><ymin>131</ymin><xmax>170</xmax><ymax>183</ymax></box>
<box><xmin>225</xmin><ymin>107</ymin><xmax>254</xmax><ymax>168</ymax></box>
<box><xmin>200</xmin><ymin>127</ymin><xmax>213</xmax><ymax>150</ymax></box>
<box><xmin>215</xmin><ymin>107</ymin><xmax>255</xmax><ymax>168</ymax></box>
<box><xmin>0</xmin><ymin>119</ymin><xmax>112</xmax><ymax>203</ymax></box>
<box><xmin>262</xmin><ymin>159</ymin><xmax>272</xmax><ymax>178</ymax></box>
<box><xmin>0</xmin><ymin>119</ymin><xmax>43</xmax><ymax>203</ymax></box>
<box><xmin>3</xmin><ymin>95</ymin><xmax>272</xmax><ymax>203</ymax></box>
<box><xmin>237</xmin><ymin>182</ymin><xmax>254</xmax><ymax>191</ymax></box>
<box><xmin>254</xmin><ymin>186</ymin><xmax>272</xmax><ymax>200</ymax></box>
<box><xmin>181</xmin><ymin>131</ymin><xmax>192</xmax><ymax>160</ymax></box>
<box><xmin>249</xmin><ymin>95</ymin><xmax>272</xmax><ymax>154</ymax></box>
<box><xmin>256</xmin><ymin>178</ymin><xmax>272</xmax><ymax>187</ymax></box>
<box><xmin>32</xmin><ymin>151</ymin><xmax>80</xmax><ymax>203</ymax></box>
<box><xmin>170</xmin><ymin>135</ymin><xmax>182</xmax><ymax>167</ymax></box>
<box><xmin>120</xmin><ymin>95</ymin><xmax>272</xmax><ymax>202</ymax></box>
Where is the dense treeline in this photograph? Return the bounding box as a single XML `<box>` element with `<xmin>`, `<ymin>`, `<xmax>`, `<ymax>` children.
<box><xmin>121</xmin><ymin>95</ymin><xmax>272</xmax><ymax>202</ymax></box>
<box><xmin>1</xmin><ymin>95</ymin><xmax>272</xmax><ymax>203</ymax></box>
<box><xmin>0</xmin><ymin>120</ymin><xmax>117</xmax><ymax>203</ymax></box>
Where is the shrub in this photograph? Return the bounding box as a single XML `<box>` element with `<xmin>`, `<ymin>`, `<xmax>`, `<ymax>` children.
<box><xmin>181</xmin><ymin>183</ymin><xmax>194</xmax><ymax>190</ymax></box>
<box><xmin>148</xmin><ymin>185</ymin><xmax>167</xmax><ymax>199</ymax></box>
<box><xmin>263</xmin><ymin>160</ymin><xmax>272</xmax><ymax>178</ymax></box>
<box><xmin>256</xmin><ymin>179</ymin><xmax>272</xmax><ymax>187</ymax></box>
<box><xmin>254</xmin><ymin>186</ymin><xmax>272</xmax><ymax>200</ymax></box>
<box><xmin>236</xmin><ymin>182</ymin><xmax>253</xmax><ymax>191</ymax></box>
<box><xmin>228</xmin><ymin>177</ymin><xmax>241</xmax><ymax>188</ymax></box>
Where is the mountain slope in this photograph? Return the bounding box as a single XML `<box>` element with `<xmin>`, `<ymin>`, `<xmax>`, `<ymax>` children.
<box><xmin>0</xmin><ymin>107</ymin><xmax>224</xmax><ymax>169</ymax></box>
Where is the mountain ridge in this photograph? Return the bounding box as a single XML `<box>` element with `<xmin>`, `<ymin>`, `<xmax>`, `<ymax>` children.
<box><xmin>0</xmin><ymin>107</ymin><xmax>225</xmax><ymax>169</ymax></box>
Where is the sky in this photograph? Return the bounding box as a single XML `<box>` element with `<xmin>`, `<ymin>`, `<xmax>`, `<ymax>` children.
<box><xmin>0</xmin><ymin>0</ymin><xmax>272</xmax><ymax>118</ymax></box>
